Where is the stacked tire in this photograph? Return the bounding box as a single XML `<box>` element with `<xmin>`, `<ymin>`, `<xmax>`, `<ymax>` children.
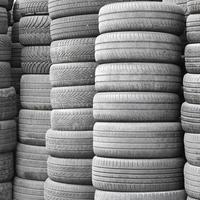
<box><xmin>182</xmin><ymin>1</ymin><xmax>200</xmax><ymax>199</ymax></box>
<box><xmin>93</xmin><ymin>2</ymin><xmax>187</xmax><ymax>200</ymax></box>
<box><xmin>0</xmin><ymin>0</ymin><xmax>17</xmax><ymax>199</ymax></box>
<box><xmin>13</xmin><ymin>0</ymin><xmax>51</xmax><ymax>199</ymax></box>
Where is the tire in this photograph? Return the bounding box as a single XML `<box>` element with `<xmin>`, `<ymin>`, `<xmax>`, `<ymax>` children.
<box><xmin>95</xmin><ymin>190</ymin><xmax>186</xmax><ymax>200</ymax></box>
<box><xmin>14</xmin><ymin>177</ymin><xmax>44</xmax><ymax>200</ymax></box>
<box><xmin>0</xmin><ymin>120</ymin><xmax>16</xmax><ymax>153</ymax></box>
<box><xmin>187</xmin><ymin>197</ymin><xmax>198</xmax><ymax>200</ymax></box>
<box><xmin>50</xmin><ymin>38</ymin><xmax>95</xmax><ymax>64</ymax></box>
<box><xmin>44</xmin><ymin>178</ymin><xmax>94</xmax><ymax>200</ymax></box>
<box><xmin>50</xmin><ymin>63</ymin><xmax>97</xmax><ymax>87</ymax></box>
<box><xmin>19</xmin><ymin>15</ymin><xmax>51</xmax><ymax>45</ymax></box>
<box><xmin>16</xmin><ymin>143</ymin><xmax>48</xmax><ymax>181</ymax></box>
<box><xmin>184</xmin><ymin>162</ymin><xmax>200</xmax><ymax>199</ymax></box>
<box><xmin>0</xmin><ymin>153</ymin><xmax>14</xmax><ymax>182</ymax></box>
<box><xmin>93</xmin><ymin>92</ymin><xmax>180</xmax><ymax>122</ymax></box>
<box><xmin>0</xmin><ymin>7</ymin><xmax>8</xmax><ymax>34</ymax></box>
<box><xmin>95</xmin><ymin>63</ymin><xmax>182</xmax><ymax>93</ymax></box>
<box><xmin>0</xmin><ymin>87</ymin><xmax>16</xmax><ymax>120</ymax></box>
<box><xmin>93</xmin><ymin>156</ymin><xmax>184</xmax><ymax>192</ymax></box>
<box><xmin>0</xmin><ymin>0</ymin><xmax>8</xmax><ymax>8</ymax></box>
<box><xmin>94</xmin><ymin>122</ymin><xmax>183</xmax><ymax>158</ymax></box>
<box><xmin>51</xmin><ymin>14</ymin><xmax>99</xmax><ymax>41</ymax></box>
<box><xmin>51</xmin><ymin>86</ymin><xmax>95</xmax><ymax>109</ymax></box>
<box><xmin>185</xmin><ymin>44</ymin><xmax>200</xmax><ymax>73</ymax></box>
<box><xmin>11</xmin><ymin>43</ymin><xmax>22</xmax><ymax>68</ymax></box>
<box><xmin>187</xmin><ymin>0</ymin><xmax>200</xmax><ymax>14</ymax></box>
<box><xmin>19</xmin><ymin>109</ymin><xmax>51</xmax><ymax>146</ymax></box>
<box><xmin>47</xmin><ymin>156</ymin><xmax>92</xmax><ymax>185</ymax></box>
<box><xmin>11</xmin><ymin>68</ymin><xmax>22</xmax><ymax>93</ymax></box>
<box><xmin>20</xmin><ymin>75</ymin><xmax>51</xmax><ymax>110</ymax></box>
<box><xmin>12</xmin><ymin>22</ymin><xmax>19</xmax><ymax>43</ymax></box>
<box><xmin>51</xmin><ymin>108</ymin><xmax>94</xmax><ymax>131</ymax></box>
<box><xmin>0</xmin><ymin>182</ymin><xmax>12</xmax><ymax>200</ymax></box>
<box><xmin>183</xmin><ymin>73</ymin><xmax>200</xmax><ymax>104</ymax></box>
<box><xmin>21</xmin><ymin>46</ymin><xmax>51</xmax><ymax>74</ymax></box>
<box><xmin>185</xmin><ymin>133</ymin><xmax>200</xmax><ymax>166</ymax></box>
<box><xmin>0</xmin><ymin>34</ymin><xmax>11</xmax><ymax>61</ymax></box>
<box><xmin>46</xmin><ymin>129</ymin><xmax>93</xmax><ymax>158</ymax></box>
<box><xmin>20</xmin><ymin>0</ymin><xmax>48</xmax><ymax>16</ymax></box>
<box><xmin>99</xmin><ymin>2</ymin><xmax>184</xmax><ymax>35</ymax></box>
<box><xmin>13</xmin><ymin>0</ymin><xmax>21</xmax><ymax>22</ymax></box>
<box><xmin>0</xmin><ymin>62</ymin><xmax>11</xmax><ymax>89</ymax></box>
<box><xmin>95</xmin><ymin>32</ymin><xmax>182</xmax><ymax>64</ymax></box>
<box><xmin>187</xmin><ymin>14</ymin><xmax>200</xmax><ymax>43</ymax></box>
<box><xmin>181</xmin><ymin>102</ymin><xmax>200</xmax><ymax>133</ymax></box>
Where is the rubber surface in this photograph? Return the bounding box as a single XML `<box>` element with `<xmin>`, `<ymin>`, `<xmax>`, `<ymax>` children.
<box><xmin>11</xmin><ymin>43</ymin><xmax>22</xmax><ymax>68</ymax></box>
<box><xmin>13</xmin><ymin>0</ymin><xmax>21</xmax><ymax>22</ymax></box>
<box><xmin>12</xmin><ymin>22</ymin><xmax>19</xmax><ymax>43</ymax></box>
<box><xmin>0</xmin><ymin>182</ymin><xmax>12</xmax><ymax>200</ymax></box>
<box><xmin>0</xmin><ymin>7</ymin><xmax>8</xmax><ymax>34</ymax></box>
<box><xmin>0</xmin><ymin>62</ymin><xmax>11</xmax><ymax>89</ymax></box>
<box><xmin>187</xmin><ymin>0</ymin><xmax>200</xmax><ymax>14</ymax></box>
<box><xmin>0</xmin><ymin>34</ymin><xmax>11</xmax><ymax>61</ymax></box>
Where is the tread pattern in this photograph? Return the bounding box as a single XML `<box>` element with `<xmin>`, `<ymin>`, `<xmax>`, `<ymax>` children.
<box><xmin>0</xmin><ymin>7</ymin><xmax>8</xmax><ymax>34</ymax></box>
<box><xmin>187</xmin><ymin>0</ymin><xmax>200</xmax><ymax>14</ymax></box>
<box><xmin>0</xmin><ymin>34</ymin><xmax>11</xmax><ymax>61</ymax></box>
<box><xmin>0</xmin><ymin>62</ymin><xmax>11</xmax><ymax>89</ymax></box>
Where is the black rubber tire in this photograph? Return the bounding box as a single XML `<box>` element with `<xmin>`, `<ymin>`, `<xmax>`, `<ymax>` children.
<box><xmin>13</xmin><ymin>0</ymin><xmax>21</xmax><ymax>22</ymax></box>
<box><xmin>50</xmin><ymin>63</ymin><xmax>97</xmax><ymax>87</ymax></box>
<box><xmin>12</xmin><ymin>22</ymin><xmax>19</xmax><ymax>43</ymax></box>
<box><xmin>95</xmin><ymin>190</ymin><xmax>186</xmax><ymax>200</ymax></box>
<box><xmin>93</xmin><ymin>156</ymin><xmax>184</xmax><ymax>192</ymax></box>
<box><xmin>16</xmin><ymin>143</ymin><xmax>48</xmax><ymax>181</ymax></box>
<box><xmin>11</xmin><ymin>43</ymin><xmax>22</xmax><ymax>68</ymax></box>
<box><xmin>0</xmin><ymin>62</ymin><xmax>11</xmax><ymax>89</ymax></box>
<box><xmin>51</xmin><ymin>108</ymin><xmax>94</xmax><ymax>131</ymax></box>
<box><xmin>0</xmin><ymin>0</ymin><xmax>8</xmax><ymax>8</ymax></box>
<box><xmin>19</xmin><ymin>109</ymin><xmax>51</xmax><ymax>146</ymax></box>
<box><xmin>94</xmin><ymin>122</ymin><xmax>183</xmax><ymax>158</ymax></box>
<box><xmin>19</xmin><ymin>15</ymin><xmax>51</xmax><ymax>45</ymax></box>
<box><xmin>11</xmin><ymin>68</ymin><xmax>23</xmax><ymax>93</ymax></box>
<box><xmin>181</xmin><ymin>102</ymin><xmax>200</xmax><ymax>133</ymax></box>
<box><xmin>0</xmin><ymin>34</ymin><xmax>11</xmax><ymax>61</ymax></box>
<box><xmin>0</xmin><ymin>182</ymin><xmax>12</xmax><ymax>200</ymax></box>
<box><xmin>95</xmin><ymin>63</ymin><xmax>182</xmax><ymax>93</ymax></box>
<box><xmin>0</xmin><ymin>7</ymin><xmax>8</xmax><ymax>34</ymax></box>
<box><xmin>187</xmin><ymin>0</ymin><xmax>200</xmax><ymax>14</ymax></box>
<box><xmin>51</xmin><ymin>38</ymin><xmax>95</xmax><ymax>64</ymax></box>
<box><xmin>20</xmin><ymin>75</ymin><xmax>51</xmax><ymax>110</ymax></box>
<box><xmin>46</xmin><ymin>129</ymin><xmax>93</xmax><ymax>158</ymax></box>
<box><xmin>44</xmin><ymin>178</ymin><xmax>94</xmax><ymax>200</ymax></box>
<box><xmin>47</xmin><ymin>156</ymin><xmax>92</xmax><ymax>185</ymax></box>
<box><xmin>21</xmin><ymin>46</ymin><xmax>51</xmax><ymax>74</ymax></box>
<box><xmin>51</xmin><ymin>14</ymin><xmax>99</xmax><ymax>41</ymax></box>
<box><xmin>51</xmin><ymin>86</ymin><xmax>95</xmax><ymax>109</ymax></box>
<box><xmin>95</xmin><ymin>32</ymin><xmax>182</xmax><ymax>64</ymax></box>
<box><xmin>14</xmin><ymin>177</ymin><xmax>44</xmax><ymax>200</ymax></box>
<box><xmin>93</xmin><ymin>92</ymin><xmax>180</xmax><ymax>122</ymax></box>
<box><xmin>99</xmin><ymin>2</ymin><xmax>185</xmax><ymax>35</ymax></box>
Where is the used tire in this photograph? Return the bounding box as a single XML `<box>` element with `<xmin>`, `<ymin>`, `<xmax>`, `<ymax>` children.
<box><xmin>0</xmin><ymin>182</ymin><xmax>12</xmax><ymax>200</ymax></box>
<box><xmin>187</xmin><ymin>0</ymin><xmax>200</xmax><ymax>14</ymax></box>
<box><xmin>0</xmin><ymin>62</ymin><xmax>11</xmax><ymax>89</ymax></box>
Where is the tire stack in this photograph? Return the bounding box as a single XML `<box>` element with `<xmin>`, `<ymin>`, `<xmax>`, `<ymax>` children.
<box><xmin>92</xmin><ymin>2</ymin><xmax>187</xmax><ymax>200</ymax></box>
<box><xmin>182</xmin><ymin>1</ymin><xmax>200</xmax><ymax>199</ymax></box>
<box><xmin>13</xmin><ymin>0</ymin><xmax>52</xmax><ymax>199</ymax></box>
<box><xmin>0</xmin><ymin>0</ymin><xmax>17</xmax><ymax>199</ymax></box>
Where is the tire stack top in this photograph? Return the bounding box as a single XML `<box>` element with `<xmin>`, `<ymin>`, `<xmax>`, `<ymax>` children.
<box><xmin>0</xmin><ymin>0</ymin><xmax>17</xmax><ymax>199</ymax></box>
<box><xmin>182</xmin><ymin>1</ymin><xmax>200</xmax><ymax>200</ymax></box>
<box><xmin>13</xmin><ymin>0</ymin><xmax>51</xmax><ymax>200</ymax></box>
<box><xmin>92</xmin><ymin>2</ymin><xmax>186</xmax><ymax>200</ymax></box>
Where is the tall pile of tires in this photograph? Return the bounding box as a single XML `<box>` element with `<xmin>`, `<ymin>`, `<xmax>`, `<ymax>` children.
<box><xmin>13</xmin><ymin>0</ymin><xmax>51</xmax><ymax>199</ymax></box>
<box><xmin>0</xmin><ymin>0</ymin><xmax>16</xmax><ymax>199</ymax></box>
<box><xmin>182</xmin><ymin>0</ymin><xmax>200</xmax><ymax>199</ymax></box>
<box><xmin>92</xmin><ymin>2</ymin><xmax>187</xmax><ymax>200</ymax></box>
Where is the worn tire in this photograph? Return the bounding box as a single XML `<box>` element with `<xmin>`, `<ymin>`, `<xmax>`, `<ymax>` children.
<box><xmin>95</xmin><ymin>63</ymin><xmax>182</xmax><ymax>92</ymax></box>
<box><xmin>19</xmin><ymin>109</ymin><xmax>51</xmax><ymax>146</ymax></box>
<box><xmin>0</xmin><ymin>62</ymin><xmax>11</xmax><ymax>89</ymax></box>
<box><xmin>46</xmin><ymin>129</ymin><xmax>93</xmax><ymax>158</ymax></box>
<box><xmin>187</xmin><ymin>0</ymin><xmax>200</xmax><ymax>14</ymax></box>
<box><xmin>50</xmin><ymin>63</ymin><xmax>97</xmax><ymax>87</ymax></box>
<box><xmin>20</xmin><ymin>75</ymin><xmax>51</xmax><ymax>110</ymax></box>
<box><xmin>51</xmin><ymin>38</ymin><xmax>95</xmax><ymax>64</ymax></box>
<box><xmin>93</xmin><ymin>92</ymin><xmax>180</xmax><ymax>122</ymax></box>
<box><xmin>11</xmin><ymin>43</ymin><xmax>22</xmax><ymax>68</ymax></box>
<box><xmin>0</xmin><ymin>34</ymin><xmax>11</xmax><ymax>61</ymax></box>
<box><xmin>0</xmin><ymin>7</ymin><xmax>8</xmax><ymax>34</ymax></box>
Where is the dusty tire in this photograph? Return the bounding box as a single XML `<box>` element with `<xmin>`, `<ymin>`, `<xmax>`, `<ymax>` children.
<box><xmin>20</xmin><ymin>75</ymin><xmax>51</xmax><ymax>110</ymax></box>
<box><xmin>46</xmin><ymin>129</ymin><xmax>93</xmax><ymax>158</ymax></box>
<box><xmin>47</xmin><ymin>156</ymin><xmax>92</xmax><ymax>185</ymax></box>
<box><xmin>51</xmin><ymin>86</ymin><xmax>95</xmax><ymax>109</ymax></box>
<box><xmin>0</xmin><ymin>7</ymin><xmax>8</xmax><ymax>34</ymax></box>
<box><xmin>0</xmin><ymin>34</ymin><xmax>11</xmax><ymax>61</ymax></box>
<box><xmin>0</xmin><ymin>182</ymin><xmax>12</xmax><ymax>200</ymax></box>
<box><xmin>11</xmin><ymin>68</ymin><xmax>22</xmax><ymax>93</ymax></box>
<box><xmin>93</xmin><ymin>92</ymin><xmax>180</xmax><ymax>122</ymax></box>
<box><xmin>21</xmin><ymin>46</ymin><xmax>51</xmax><ymax>74</ymax></box>
<box><xmin>187</xmin><ymin>0</ymin><xmax>200</xmax><ymax>14</ymax></box>
<box><xmin>12</xmin><ymin>22</ymin><xmax>19</xmax><ymax>43</ymax></box>
<box><xmin>0</xmin><ymin>62</ymin><xmax>11</xmax><ymax>89</ymax></box>
<box><xmin>51</xmin><ymin>38</ymin><xmax>95</xmax><ymax>64</ymax></box>
<box><xmin>16</xmin><ymin>143</ymin><xmax>48</xmax><ymax>181</ymax></box>
<box><xmin>11</xmin><ymin>43</ymin><xmax>22</xmax><ymax>68</ymax></box>
<box><xmin>50</xmin><ymin>63</ymin><xmax>97</xmax><ymax>87</ymax></box>
<box><xmin>44</xmin><ymin>178</ymin><xmax>94</xmax><ymax>200</ymax></box>
<box><xmin>99</xmin><ymin>2</ymin><xmax>184</xmax><ymax>35</ymax></box>
<box><xmin>93</xmin><ymin>156</ymin><xmax>184</xmax><ymax>192</ymax></box>
<box><xmin>19</xmin><ymin>109</ymin><xmax>51</xmax><ymax>146</ymax></box>
<box><xmin>19</xmin><ymin>15</ymin><xmax>51</xmax><ymax>45</ymax></box>
<box><xmin>51</xmin><ymin>108</ymin><xmax>94</xmax><ymax>131</ymax></box>
<box><xmin>94</xmin><ymin>122</ymin><xmax>183</xmax><ymax>158</ymax></box>
<box><xmin>95</xmin><ymin>63</ymin><xmax>182</xmax><ymax>92</ymax></box>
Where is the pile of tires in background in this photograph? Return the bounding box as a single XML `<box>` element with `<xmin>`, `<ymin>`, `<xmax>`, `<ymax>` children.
<box><xmin>13</xmin><ymin>0</ymin><xmax>52</xmax><ymax>199</ymax></box>
<box><xmin>0</xmin><ymin>0</ymin><xmax>16</xmax><ymax>199</ymax></box>
<box><xmin>182</xmin><ymin>0</ymin><xmax>200</xmax><ymax>199</ymax></box>
<box><xmin>93</xmin><ymin>2</ymin><xmax>187</xmax><ymax>199</ymax></box>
